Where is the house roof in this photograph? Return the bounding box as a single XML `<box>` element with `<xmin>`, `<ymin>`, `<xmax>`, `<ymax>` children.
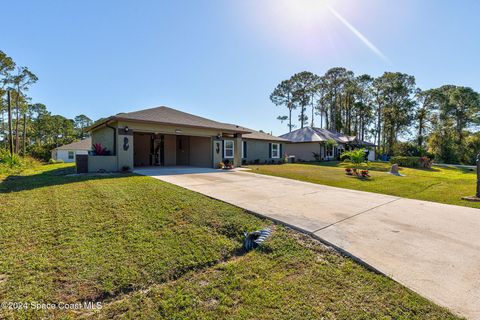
<box><xmin>53</xmin><ymin>138</ymin><xmax>92</xmax><ymax>151</ymax></box>
<box><xmin>242</xmin><ymin>129</ymin><xmax>289</xmax><ymax>142</ymax></box>
<box><xmin>280</xmin><ymin>127</ymin><xmax>375</xmax><ymax>146</ymax></box>
<box><xmin>89</xmin><ymin>106</ymin><xmax>252</xmax><ymax>133</ymax></box>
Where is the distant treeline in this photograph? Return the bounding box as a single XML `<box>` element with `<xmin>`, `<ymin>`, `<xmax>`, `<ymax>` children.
<box><xmin>0</xmin><ymin>50</ymin><xmax>92</xmax><ymax>160</ymax></box>
<box><xmin>271</xmin><ymin>68</ymin><xmax>480</xmax><ymax>165</ymax></box>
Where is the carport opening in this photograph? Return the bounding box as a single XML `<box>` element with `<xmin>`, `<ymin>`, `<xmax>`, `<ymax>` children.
<box><xmin>133</xmin><ymin>133</ymin><xmax>212</xmax><ymax>168</ymax></box>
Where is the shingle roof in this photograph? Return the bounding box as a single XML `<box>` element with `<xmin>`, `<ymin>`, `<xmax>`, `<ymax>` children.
<box><xmin>242</xmin><ymin>129</ymin><xmax>288</xmax><ymax>142</ymax></box>
<box><xmin>280</xmin><ymin>127</ymin><xmax>375</xmax><ymax>146</ymax></box>
<box><xmin>53</xmin><ymin>138</ymin><xmax>92</xmax><ymax>151</ymax></box>
<box><xmin>92</xmin><ymin>106</ymin><xmax>252</xmax><ymax>133</ymax></box>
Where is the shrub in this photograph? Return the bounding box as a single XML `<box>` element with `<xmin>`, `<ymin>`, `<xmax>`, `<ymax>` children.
<box><xmin>312</xmin><ymin>152</ymin><xmax>321</xmax><ymax>161</ymax></box>
<box><xmin>217</xmin><ymin>162</ymin><xmax>225</xmax><ymax>169</ymax></box>
<box><xmin>341</xmin><ymin>149</ymin><xmax>367</xmax><ymax>168</ymax></box>
<box><xmin>92</xmin><ymin>143</ymin><xmax>108</xmax><ymax>155</ymax></box>
<box><xmin>390</xmin><ymin>156</ymin><xmax>427</xmax><ymax>168</ymax></box>
<box><xmin>0</xmin><ymin>151</ymin><xmax>22</xmax><ymax>168</ymax></box>
<box><xmin>345</xmin><ymin>168</ymin><xmax>353</xmax><ymax>175</ymax></box>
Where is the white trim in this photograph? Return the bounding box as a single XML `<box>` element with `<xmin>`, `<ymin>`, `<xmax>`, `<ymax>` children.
<box><xmin>224</xmin><ymin>140</ymin><xmax>234</xmax><ymax>158</ymax></box>
<box><xmin>271</xmin><ymin>143</ymin><xmax>280</xmax><ymax>159</ymax></box>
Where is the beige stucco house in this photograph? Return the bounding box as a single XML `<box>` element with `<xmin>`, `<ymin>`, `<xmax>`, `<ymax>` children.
<box><xmin>280</xmin><ymin>127</ymin><xmax>376</xmax><ymax>162</ymax></box>
<box><xmin>81</xmin><ymin>106</ymin><xmax>286</xmax><ymax>173</ymax></box>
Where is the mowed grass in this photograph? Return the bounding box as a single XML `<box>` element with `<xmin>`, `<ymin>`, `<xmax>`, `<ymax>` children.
<box><xmin>0</xmin><ymin>164</ymin><xmax>461</xmax><ymax>319</ymax></box>
<box><xmin>248</xmin><ymin>161</ymin><xmax>480</xmax><ymax>208</ymax></box>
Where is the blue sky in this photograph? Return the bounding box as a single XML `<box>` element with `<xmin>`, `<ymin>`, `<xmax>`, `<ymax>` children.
<box><xmin>1</xmin><ymin>0</ymin><xmax>479</xmax><ymax>135</ymax></box>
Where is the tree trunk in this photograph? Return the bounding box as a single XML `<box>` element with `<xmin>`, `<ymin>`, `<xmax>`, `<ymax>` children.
<box><xmin>23</xmin><ymin>113</ymin><xmax>27</xmax><ymax>155</ymax></box>
<box><xmin>289</xmin><ymin>107</ymin><xmax>292</xmax><ymax>133</ymax></box>
<box><xmin>7</xmin><ymin>91</ymin><xmax>13</xmax><ymax>154</ymax></box>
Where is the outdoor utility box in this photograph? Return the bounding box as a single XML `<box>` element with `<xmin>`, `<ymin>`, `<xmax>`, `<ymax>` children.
<box><xmin>76</xmin><ymin>154</ymin><xmax>88</xmax><ymax>173</ymax></box>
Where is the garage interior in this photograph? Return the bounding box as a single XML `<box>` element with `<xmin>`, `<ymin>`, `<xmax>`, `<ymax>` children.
<box><xmin>133</xmin><ymin>133</ymin><xmax>212</xmax><ymax>167</ymax></box>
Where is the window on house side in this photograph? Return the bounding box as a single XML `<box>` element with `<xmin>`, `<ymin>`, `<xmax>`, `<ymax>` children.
<box><xmin>271</xmin><ymin>143</ymin><xmax>280</xmax><ymax>158</ymax></box>
<box><xmin>68</xmin><ymin>151</ymin><xmax>74</xmax><ymax>160</ymax></box>
<box><xmin>224</xmin><ymin>140</ymin><xmax>234</xmax><ymax>158</ymax></box>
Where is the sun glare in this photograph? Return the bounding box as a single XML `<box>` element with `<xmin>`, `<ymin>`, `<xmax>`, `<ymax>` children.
<box><xmin>234</xmin><ymin>0</ymin><xmax>388</xmax><ymax>62</ymax></box>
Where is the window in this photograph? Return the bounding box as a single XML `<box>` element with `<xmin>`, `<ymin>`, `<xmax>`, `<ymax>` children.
<box><xmin>326</xmin><ymin>146</ymin><xmax>333</xmax><ymax>158</ymax></box>
<box><xmin>242</xmin><ymin>141</ymin><xmax>247</xmax><ymax>158</ymax></box>
<box><xmin>224</xmin><ymin>140</ymin><xmax>234</xmax><ymax>158</ymax></box>
<box><xmin>271</xmin><ymin>143</ymin><xmax>280</xmax><ymax>158</ymax></box>
<box><xmin>68</xmin><ymin>151</ymin><xmax>75</xmax><ymax>160</ymax></box>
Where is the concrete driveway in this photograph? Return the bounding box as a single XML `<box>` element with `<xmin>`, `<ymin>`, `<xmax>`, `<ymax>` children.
<box><xmin>135</xmin><ymin>167</ymin><xmax>480</xmax><ymax>319</ymax></box>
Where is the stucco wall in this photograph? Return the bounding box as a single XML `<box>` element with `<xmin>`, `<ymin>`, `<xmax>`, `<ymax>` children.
<box><xmin>117</xmin><ymin>133</ymin><xmax>133</xmax><ymax>170</ymax></box>
<box><xmin>284</xmin><ymin>142</ymin><xmax>321</xmax><ymax>162</ymax></box>
<box><xmin>91</xmin><ymin>126</ymin><xmax>115</xmax><ymax>154</ymax></box>
<box><xmin>88</xmin><ymin>156</ymin><xmax>117</xmax><ymax>172</ymax></box>
<box><xmin>242</xmin><ymin>139</ymin><xmax>285</xmax><ymax>163</ymax></box>
<box><xmin>189</xmin><ymin>136</ymin><xmax>212</xmax><ymax>167</ymax></box>
<box><xmin>117</xmin><ymin>121</ymin><xmax>222</xmax><ymax>138</ymax></box>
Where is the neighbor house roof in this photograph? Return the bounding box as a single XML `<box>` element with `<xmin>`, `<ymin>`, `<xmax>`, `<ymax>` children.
<box><xmin>53</xmin><ymin>138</ymin><xmax>92</xmax><ymax>151</ymax></box>
<box><xmin>89</xmin><ymin>106</ymin><xmax>252</xmax><ymax>134</ymax></box>
<box><xmin>242</xmin><ymin>129</ymin><xmax>289</xmax><ymax>142</ymax></box>
<box><xmin>280</xmin><ymin>127</ymin><xmax>375</xmax><ymax>146</ymax></box>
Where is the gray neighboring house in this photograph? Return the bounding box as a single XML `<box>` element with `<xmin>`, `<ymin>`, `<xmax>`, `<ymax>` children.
<box><xmin>280</xmin><ymin>127</ymin><xmax>376</xmax><ymax>162</ymax></box>
<box><xmin>83</xmin><ymin>106</ymin><xmax>286</xmax><ymax>172</ymax></box>
<box><xmin>241</xmin><ymin>130</ymin><xmax>288</xmax><ymax>164</ymax></box>
<box><xmin>51</xmin><ymin>138</ymin><xmax>91</xmax><ymax>163</ymax></box>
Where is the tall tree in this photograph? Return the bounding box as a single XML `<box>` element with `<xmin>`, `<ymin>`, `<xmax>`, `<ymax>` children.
<box><xmin>270</xmin><ymin>79</ymin><xmax>296</xmax><ymax>132</ymax></box>
<box><xmin>10</xmin><ymin>67</ymin><xmax>37</xmax><ymax>153</ymax></box>
<box><xmin>290</xmin><ymin>71</ymin><xmax>319</xmax><ymax>129</ymax></box>
<box><xmin>74</xmin><ymin>114</ymin><xmax>93</xmax><ymax>139</ymax></box>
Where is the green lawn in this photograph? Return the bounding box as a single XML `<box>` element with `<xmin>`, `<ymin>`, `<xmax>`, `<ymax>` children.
<box><xmin>0</xmin><ymin>164</ymin><xmax>461</xmax><ymax>319</ymax></box>
<box><xmin>247</xmin><ymin>161</ymin><xmax>480</xmax><ymax>209</ymax></box>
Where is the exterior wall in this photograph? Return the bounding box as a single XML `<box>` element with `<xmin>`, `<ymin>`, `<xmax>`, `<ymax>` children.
<box><xmin>88</xmin><ymin>155</ymin><xmax>117</xmax><ymax>172</ymax></box>
<box><xmin>164</xmin><ymin>134</ymin><xmax>177</xmax><ymax>166</ymax></box>
<box><xmin>284</xmin><ymin>142</ymin><xmax>321</xmax><ymax>162</ymax></box>
<box><xmin>212</xmin><ymin>139</ymin><xmax>222</xmax><ymax>168</ymax></box>
<box><xmin>242</xmin><ymin>139</ymin><xmax>285</xmax><ymax>163</ymax></box>
<box><xmin>117</xmin><ymin>131</ymin><xmax>133</xmax><ymax>171</ymax></box>
<box><xmin>189</xmin><ymin>136</ymin><xmax>212</xmax><ymax>167</ymax></box>
<box><xmin>91</xmin><ymin>126</ymin><xmax>115</xmax><ymax>154</ymax></box>
<box><xmin>117</xmin><ymin>121</ymin><xmax>222</xmax><ymax>138</ymax></box>
<box><xmin>367</xmin><ymin>149</ymin><xmax>376</xmax><ymax>161</ymax></box>
<box><xmin>53</xmin><ymin>149</ymin><xmax>88</xmax><ymax>163</ymax></box>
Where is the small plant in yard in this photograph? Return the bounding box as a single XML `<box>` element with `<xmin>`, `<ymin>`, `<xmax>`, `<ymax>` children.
<box><xmin>360</xmin><ymin>169</ymin><xmax>370</xmax><ymax>178</ymax></box>
<box><xmin>341</xmin><ymin>149</ymin><xmax>368</xmax><ymax>178</ymax></box>
<box><xmin>345</xmin><ymin>168</ymin><xmax>353</xmax><ymax>175</ymax></box>
<box><xmin>223</xmin><ymin>159</ymin><xmax>233</xmax><ymax>169</ymax></box>
<box><xmin>217</xmin><ymin>161</ymin><xmax>225</xmax><ymax>169</ymax></box>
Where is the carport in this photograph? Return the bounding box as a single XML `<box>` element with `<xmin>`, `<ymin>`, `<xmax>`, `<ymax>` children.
<box><xmin>133</xmin><ymin>132</ymin><xmax>212</xmax><ymax>167</ymax></box>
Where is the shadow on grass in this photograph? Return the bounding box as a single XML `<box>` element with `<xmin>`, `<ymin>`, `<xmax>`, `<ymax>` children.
<box><xmin>0</xmin><ymin>166</ymin><xmax>132</xmax><ymax>193</ymax></box>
